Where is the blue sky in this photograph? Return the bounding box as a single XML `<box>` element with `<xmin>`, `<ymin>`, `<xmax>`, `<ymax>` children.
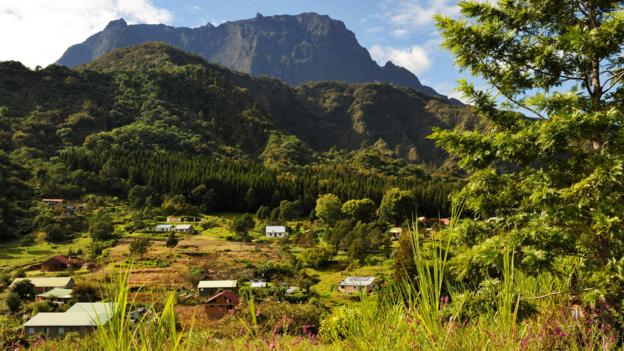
<box><xmin>0</xmin><ymin>0</ymin><xmax>473</xmax><ymax>100</ymax></box>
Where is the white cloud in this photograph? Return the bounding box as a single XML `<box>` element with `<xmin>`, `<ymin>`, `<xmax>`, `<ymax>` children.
<box><xmin>381</xmin><ymin>0</ymin><xmax>460</xmax><ymax>33</ymax></box>
<box><xmin>370</xmin><ymin>44</ymin><xmax>432</xmax><ymax>75</ymax></box>
<box><xmin>0</xmin><ymin>0</ymin><xmax>172</xmax><ymax>68</ymax></box>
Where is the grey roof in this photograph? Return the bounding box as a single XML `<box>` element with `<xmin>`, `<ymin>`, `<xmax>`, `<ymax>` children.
<box><xmin>339</xmin><ymin>276</ymin><xmax>376</xmax><ymax>287</ymax></box>
<box><xmin>174</xmin><ymin>224</ymin><xmax>192</xmax><ymax>230</ymax></box>
<box><xmin>197</xmin><ymin>280</ymin><xmax>237</xmax><ymax>289</ymax></box>
<box><xmin>66</xmin><ymin>302</ymin><xmax>116</xmax><ymax>316</ymax></box>
<box><xmin>11</xmin><ymin>277</ymin><xmax>73</xmax><ymax>288</ymax></box>
<box><xmin>36</xmin><ymin>288</ymin><xmax>73</xmax><ymax>299</ymax></box>
<box><xmin>23</xmin><ymin>312</ymin><xmax>110</xmax><ymax>327</ymax></box>
<box><xmin>155</xmin><ymin>224</ymin><xmax>173</xmax><ymax>229</ymax></box>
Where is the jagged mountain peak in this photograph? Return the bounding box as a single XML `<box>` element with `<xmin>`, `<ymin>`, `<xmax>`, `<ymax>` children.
<box><xmin>56</xmin><ymin>13</ymin><xmax>453</xmax><ymax>101</ymax></box>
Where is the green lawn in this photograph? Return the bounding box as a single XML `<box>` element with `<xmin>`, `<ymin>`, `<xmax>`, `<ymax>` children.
<box><xmin>0</xmin><ymin>234</ymin><xmax>92</xmax><ymax>272</ymax></box>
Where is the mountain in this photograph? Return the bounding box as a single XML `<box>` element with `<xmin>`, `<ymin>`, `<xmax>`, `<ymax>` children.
<box><xmin>3</xmin><ymin>43</ymin><xmax>481</xmax><ymax>170</ymax></box>
<box><xmin>56</xmin><ymin>13</ymin><xmax>451</xmax><ymax>100</ymax></box>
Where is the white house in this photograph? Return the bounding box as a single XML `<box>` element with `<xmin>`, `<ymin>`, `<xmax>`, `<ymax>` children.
<box><xmin>265</xmin><ymin>226</ymin><xmax>289</xmax><ymax>238</ymax></box>
<box><xmin>23</xmin><ymin>302</ymin><xmax>115</xmax><ymax>337</ymax></box>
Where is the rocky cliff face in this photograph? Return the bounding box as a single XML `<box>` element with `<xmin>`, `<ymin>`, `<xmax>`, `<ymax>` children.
<box><xmin>56</xmin><ymin>13</ymin><xmax>447</xmax><ymax>99</ymax></box>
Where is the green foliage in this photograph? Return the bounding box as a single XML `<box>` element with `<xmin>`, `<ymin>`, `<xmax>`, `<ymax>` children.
<box><xmin>161</xmin><ymin>195</ymin><xmax>194</xmax><ymax>215</ymax></box>
<box><xmin>230</xmin><ymin>214</ymin><xmax>255</xmax><ymax>241</ymax></box>
<box><xmin>341</xmin><ymin>198</ymin><xmax>376</xmax><ymax>223</ymax></box>
<box><xmin>278</xmin><ymin>200</ymin><xmax>302</xmax><ymax>221</ymax></box>
<box><xmin>0</xmin><ymin>151</ymin><xmax>33</xmax><ymax>241</ymax></box>
<box><xmin>129</xmin><ymin>237</ymin><xmax>151</xmax><ymax>258</ymax></box>
<box><xmin>90</xmin><ymin>211</ymin><xmax>114</xmax><ymax>241</ymax></box>
<box><xmin>165</xmin><ymin>232</ymin><xmax>179</xmax><ymax>251</ymax></box>
<box><xmin>300</xmin><ymin>243</ymin><xmax>336</xmax><ymax>268</ymax></box>
<box><xmin>4</xmin><ymin>292</ymin><xmax>21</xmax><ymax>313</ymax></box>
<box><xmin>434</xmin><ymin>0</ymin><xmax>624</xmax><ymax>315</ymax></box>
<box><xmin>379</xmin><ymin>188</ymin><xmax>415</xmax><ymax>225</ymax></box>
<box><xmin>11</xmin><ymin>279</ymin><xmax>35</xmax><ymax>299</ymax></box>
<box><xmin>315</xmin><ymin>194</ymin><xmax>342</xmax><ymax>226</ymax></box>
<box><xmin>72</xmin><ymin>284</ymin><xmax>100</xmax><ymax>302</ymax></box>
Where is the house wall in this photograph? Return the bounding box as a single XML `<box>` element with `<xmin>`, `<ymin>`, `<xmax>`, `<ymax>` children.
<box><xmin>41</xmin><ymin>262</ymin><xmax>66</xmax><ymax>272</ymax></box>
<box><xmin>24</xmin><ymin>325</ymin><xmax>93</xmax><ymax>337</ymax></box>
<box><xmin>338</xmin><ymin>285</ymin><xmax>372</xmax><ymax>294</ymax></box>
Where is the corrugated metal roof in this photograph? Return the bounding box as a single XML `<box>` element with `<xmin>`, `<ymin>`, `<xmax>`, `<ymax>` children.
<box><xmin>23</xmin><ymin>312</ymin><xmax>110</xmax><ymax>327</ymax></box>
<box><xmin>36</xmin><ymin>288</ymin><xmax>73</xmax><ymax>299</ymax></box>
<box><xmin>339</xmin><ymin>276</ymin><xmax>376</xmax><ymax>287</ymax></box>
<box><xmin>175</xmin><ymin>224</ymin><xmax>192</xmax><ymax>229</ymax></box>
<box><xmin>66</xmin><ymin>302</ymin><xmax>116</xmax><ymax>316</ymax></box>
<box><xmin>265</xmin><ymin>226</ymin><xmax>287</xmax><ymax>232</ymax></box>
<box><xmin>197</xmin><ymin>280</ymin><xmax>237</xmax><ymax>288</ymax></box>
<box><xmin>11</xmin><ymin>277</ymin><xmax>73</xmax><ymax>288</ymax></box>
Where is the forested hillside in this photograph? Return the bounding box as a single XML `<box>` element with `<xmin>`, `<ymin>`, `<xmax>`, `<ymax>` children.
<box><xmin>0</xmin><ymin>42</ymin><xmax>480</xmax><ymax>240</ymax></box>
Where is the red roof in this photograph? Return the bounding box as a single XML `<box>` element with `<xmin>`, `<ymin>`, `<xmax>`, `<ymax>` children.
<box><xmin>206</xmin><ymin>290</ymin><xmax>240</xmax><ymax>304</ymax></box>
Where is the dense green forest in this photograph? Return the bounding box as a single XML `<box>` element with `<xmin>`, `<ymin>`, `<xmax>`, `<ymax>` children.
<box><xmin>59</xmin><ymin>148</ymin><xmax>454</xmax><ymax>215</ymax></box>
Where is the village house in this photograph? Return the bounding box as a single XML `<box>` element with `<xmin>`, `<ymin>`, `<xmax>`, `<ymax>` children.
<box><xmin>173</xmin><ymin>224</ymin><xmax>195</xmax><ymax>234</ymax></box>
<box><xmin>388</xmin><ymin>227</ymin><xmax>403</xmax><ymax>241</ymax></box>
<box><xmin>40</xmin><ymin>255</ymin><xmax>83</xmax><ymax>272</ymax></box>
<box><xmin>250</xmin><ymin>280</ymin><xmax>267</xmax><ymax>288</ymax></box>
<box><xmin>265</xmin><ymin>225</ymin><xmax>289</xmax><ymax>238</ymax></box>
<box><xmin>198</xmin><ymin>280</ymin><xmax>238</xmax><ymax>296</ymax></box>
<box><xmin>36</xmin><ymin>288</ymin><xmax>73</xmax><ymax>303</ymax></box>
<box><xmin>154</xmin><ymin>224</ymin><xmax>174</xmax><ymax>232</ymax></box>
<box><xmin>204</xmin><ymin>290</ymin><xmax>240</xmax><ymax>318</ymax></box>
<box><xmin>337</xmin><ymin>276</ymin><xmax>376</xmax><ymax>294</ymax></box>
<box><xmin>41</xmin><ymin>199</ymin><xmax>75</xmax><ymax>217</ymax></box>
<box><xmin>23</xmin><ymin>302</ymin><xmax>115</xmax><ymax>337</ymax></box>
<box><xmin>11</xmin><ymin>277</ymin><xmax>75</xmax><ymax>293</ymax></box>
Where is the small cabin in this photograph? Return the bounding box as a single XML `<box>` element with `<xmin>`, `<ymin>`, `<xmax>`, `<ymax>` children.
<box><xmin>204</xmin><ymin>290</ymin><xmax>240</xmax><ymax>318</ymax></box>
<box><xmin>388</xmin><ymin>227</ymin><xmax>403</xmax><ymax>241</ymax></box>
<box><xmin>338</xmin><ymin>276</ymin><xmax>376</xmax><ymax>294</ymax></box>
<box><xmin>265</xmin><ymin>226</ymin><xmax>289</xmax><ymax>238</ymax></box>
<box><xmin>40</xmin><ymin>255</ymin><xmax>83</xmax><ymax>272</ymax></box>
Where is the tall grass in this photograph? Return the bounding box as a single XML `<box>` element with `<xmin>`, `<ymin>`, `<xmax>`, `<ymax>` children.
<box><xmin>404</xmin><ymin>198</ymin><xmax>464</xmax><ymax>349</ymax></box>
<box><xmin>94</xmin><ymin>269</ymin><xmax>192</xmax><ymax>351</ymax></box>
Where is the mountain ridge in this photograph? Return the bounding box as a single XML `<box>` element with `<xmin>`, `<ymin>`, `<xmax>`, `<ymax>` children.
<box><xmin>56</xmin><ymin>13</ymin><xmax>457</xmax><ymax>102</ymax></box>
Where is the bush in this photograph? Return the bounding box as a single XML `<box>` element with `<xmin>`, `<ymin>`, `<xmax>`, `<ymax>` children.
<box><xmin>301</xmin><ymin>244</ymin><xmax>336</xmax><ymax>268</ymax></box>
<box><xmin>5</xmin><ymin>293</ymin><xmax>21</xmax><ymax>313</ymax></box>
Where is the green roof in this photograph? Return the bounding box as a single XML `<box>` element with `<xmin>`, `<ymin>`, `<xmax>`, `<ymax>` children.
<box><xmin>36</xmin><ymin>288</ymin><xmax>72</xmax><ymax>299</ymax></box>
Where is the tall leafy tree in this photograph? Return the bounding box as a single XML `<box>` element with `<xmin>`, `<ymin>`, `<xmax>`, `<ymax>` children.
<box><xmin>315</xmin><ymin>194</ymin><xmax>342</xmax><ymax>225</ymax></box>
<box><xmin>435</xmin><ymin>1</ymin><xmax>624</xmax><ymax>308</ymax></box>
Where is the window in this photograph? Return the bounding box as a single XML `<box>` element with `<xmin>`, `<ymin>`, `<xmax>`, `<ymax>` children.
<box><xmin>28</xmin><ymin>327</ymin><xmax>35</xmax><ymax>335</ymax></box>
<box><xmin>43</xmin><ymin>327</ymin><xmax>49</xmax><ymax>335</ymax></box>
<box><xmin>59</xmin><ymin>327</ymin><xmax>65</xmax><ymax>335</ymax></box>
